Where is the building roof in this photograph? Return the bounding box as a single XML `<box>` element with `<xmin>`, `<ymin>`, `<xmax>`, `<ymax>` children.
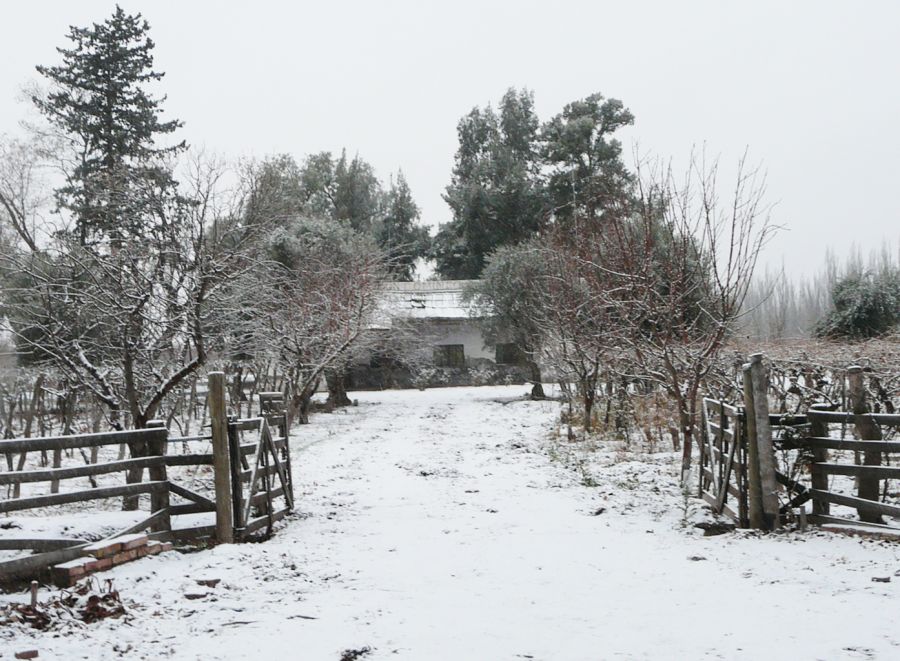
<box><xmin>371</xmin><ymin>280</ymin><xmax>482</xmax><ymax>328</ymax></box>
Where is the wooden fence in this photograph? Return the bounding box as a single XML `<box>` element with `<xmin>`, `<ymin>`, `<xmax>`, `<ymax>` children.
<box><xmin>0</xmin><ymin>372</ymin><xmax>294</xmax><ymax>581</ymax></box>
<box><xmin>701</xmin><ymin>354</ymin><xmax>900</xmax><ymax>533</ymax></box>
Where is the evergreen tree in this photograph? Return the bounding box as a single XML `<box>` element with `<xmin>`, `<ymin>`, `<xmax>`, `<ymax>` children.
<box><xmin>816</xmin><ymin>268</ymin><xmax>900</xmax><ymax>339</ymax></box>
<box><xmin>377</xmin><ymin>172</ymin><xmax>430</xmax><ymax>281</ymax></box>
<box><xmin>332</xmin><ymin>150</ymin><xmax>383</xmax><ymax>234</ymax></box>
<box><xmin>542</xmin><ymin>92</ymin><xmax>634</xmax><ymax>224</ymax></box>
<box><xmin>245</xmin><ymin>153</ymin><xmax>429</xmax><ymax>280</ymax></box>
<box><xmin>34</xmin><ymin>5</ymin><xmax>184</xmax><ymax>243</ymax></box>
<box><xmin>434</xmin><ymin>88</ymin><xmax>545</xmax><ymax>279</ymax></box>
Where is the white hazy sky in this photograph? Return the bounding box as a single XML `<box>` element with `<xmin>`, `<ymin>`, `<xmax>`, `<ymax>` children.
<box><xmin>1</xmin><ymin>1</ymin><xmax>898</xmax><ymax>276</ymax></box>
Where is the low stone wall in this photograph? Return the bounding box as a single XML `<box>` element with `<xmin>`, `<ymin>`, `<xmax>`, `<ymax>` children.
<box><xmin>347</xmin><ymin>361</ymin><xmax>530</xmax><ymax>390</ymax></box>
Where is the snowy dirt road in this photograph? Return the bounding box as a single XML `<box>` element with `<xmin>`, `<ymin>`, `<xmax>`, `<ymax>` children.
<box><xmin>3</xmin><ymin>386</ymin><xmax>900</xmax><ymax>660</ymax></box>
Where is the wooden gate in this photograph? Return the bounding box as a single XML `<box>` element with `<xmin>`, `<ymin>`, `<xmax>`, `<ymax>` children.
<box><xmin>226</xmin><ymin>392</ymin><xmax>294</xmax><ymax>540</ymax></box>
<box><xmin>699</xmin><ymin>398</ymin><xmax>749</xmax><ymax>527</ymax></box>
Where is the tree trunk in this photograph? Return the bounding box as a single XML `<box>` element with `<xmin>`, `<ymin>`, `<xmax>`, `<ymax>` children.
<box><xmin>326</xmin><ymin>370</ymin><xmax>352</xmax><ymax>409</ymax></box>
<box><xmin>289</xmin><ymin>379</ymin><xmax>317</xmax><ymax>426</ymax></box>
<box><xmin>527</xmin><ymin>360</ymin><xmax>545</xmax><ymax>399</ymax></box>
<box><xmin>582</xmin><ymin>386</ymin><xmax>595</xmax><ymax>432</ymax></box>
<box><xmin>678</xmin><ymin>406</ymin><xmax>693</xmax><ymax>484</ymax></box>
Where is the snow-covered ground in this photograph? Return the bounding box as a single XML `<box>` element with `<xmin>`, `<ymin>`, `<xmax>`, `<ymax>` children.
<box><xmin>2</xmin><ymin>385</ymin><xmax>900</xmax><ymax>660</ymax></box>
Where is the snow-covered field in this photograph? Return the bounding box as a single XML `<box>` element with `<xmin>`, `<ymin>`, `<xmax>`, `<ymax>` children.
<box><xmin>2</xmin><ymin>385</ymin><xmax>899</xmax><ymax>660</ymax></box>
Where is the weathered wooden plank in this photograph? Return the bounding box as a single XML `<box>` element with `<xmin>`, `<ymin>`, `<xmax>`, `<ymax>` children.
<box><xmin>168</xmin><ymin>483</ymin><xmax>215</xmax><ymax>508</ymax></box>
<box><xmin>807</xmin><ymin>410</ymin><xmax>900</xmax><ymax>426</ymax></box>
<box><xmin>807</xmin><ymin>489</ymin><xmax>900</xmax><ymax>519</ymax></box>
<box><xmin>848</xmin><ymin>366</ymin><xmax>885</xmax><ymax>524</ymax></box>
<box><xmin>149</xmin><ymin>524</ymin><xmax>216</xmax><ymax>544</ymax></box>
<box><xmin>248</xmin><ymin>486</ymin><xmax>285</xmax><ymax>508</ymax></box>
<box><xmin>166</xmin><ymin>435</ymin><xmax>212</xmax><ymax>444</ymax></box>
<box><xmin>227</xmin><ymin>418</ymin><xmax>244</xmax><ymax>531</ymax></box>
<box><xmin>169</xmin><ymin>502</ymin><xmax>216</xmax><ymax>515</ymax></box>
<box><xmin>811</xmin><ymin>463</ymin><xmax>900</xmax><ymax>480</ymax></box>
<box><xmin>769</xmin><ymin>414</ymin><xmax>808</xmax><ymax>426</ymax></box>
<box><xmin>742</xmin><ymin>363</ymin><xmax>764</xmax><ymax>529</ymax></box>
<box><xmin>0</xmin><ymin>428</ymin><xmax>166</xmax><ymax>455</ymax></box>
<box><xmin>209</xmin><ymin>372</ymin><xmax>233</xmax><ymax>545</ymax></box>
<box><xmin>145</xmin><ymin>421</ymin><xmax>170</xmax><ymax>534</ymax></box>
<box><xmin>242</xmin><ymin>507</ymin><xmax>289</xmax><ymax>536</ymax></box>
<box><xmin>779</xmin><ymin>490</ymin><xmax>811</xmax><ymax>513</ymax></box>
<box><xmin>241</xmin><ymin>422</ymin><xmax>269</xmax><ymax>526</ymax></box>
<box><xmin>721</xmin><ymin>502</ymin><xmax>739</xmax><ymax>523</ymax></box>
<box><xmin>0</xmin><ymin>481</ymin><xmax>167</xmax><ymax>514</ymax></box>
<box><xmin>700</xmin><ymin>490</ymin><xmax>719</xmax><ymax>510</ymax></box>
<box><xmin>786</xmin><ymin>437</ymin><xmax>900</xmax><ymax>453</ymax></box>
<box><xmin>0</xmin><ymin>544</ymin><xmax>90</xmax><ymax>579</ymax></box>
<box><xmin>106</xmin><ymin>509</ymin><xmax>170</xmax><ymax>538</ymax></box>
<box><xmin>706</xmin><ymin>421</ymin><xmax>735</xmax><ymax>441</ymax></box>
<box><xmin>748</xmin><ymin>354</ymin><xmax>780</xmax><ymax>530</ymax></box>
<box><xmin>240</xmin><ymin>463</ymin><xmax>279</xmax><ymax>483</ymax></box>
<box><xmin>238</xmin><ymin>438</ymin><xmax>287</xmax><ymax>457</ymax></box>
<box><xmin>0</xmin><ymin>456</ymin><xmax>166</xmax><ymax>486</ymax></box>
<box><xmin>0</xmin><ymin>538</ymin><xmax>87</xmax><ymax>552</ymax></box>
<box><xmin>807</xmin><ymin>513</ymin><xmax>900</xmax><ymax>531</ymax></box>
<box><xmin>699</xmin><ymin>490</ymin><xmax>740</xmax><ymax>523</ymax></box>
<box><xmin>775</xmin><ymin>471</ymin><xmax>807</xmax><ymax>496</ymax></box>
<box><xmin>265</xmin><ymin>429</ymin><xmax>293</xmax><ymax>510</ymax></box>
<box><xmin>809</xmin><ymin>403</ymin><xmax>831</xmax><ymax>516</ymax></box>
<box><xmin>703</xmin><ymin>399</ymin><xmax>741</xmax><ymax>417</ymax></box>
<box><xmin>230</xmin><ymin>418</ymin><xmax>262</xmax><ymax>432</ymax></box>
<box><xmin>165</xmin><ymin>453</ymin><xmax>214</xmax><ymax>466</ymax></box>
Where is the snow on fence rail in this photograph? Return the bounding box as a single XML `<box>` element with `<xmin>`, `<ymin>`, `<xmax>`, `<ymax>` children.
<box><xmin>0</xmin><ymin>373</ymin><xmax>294</xmax><ymax>582</ymax></box>
<box><xmin>701</xmin><ymin>354</ymin><xmax>900</xmax><ymax>534</ymax></box>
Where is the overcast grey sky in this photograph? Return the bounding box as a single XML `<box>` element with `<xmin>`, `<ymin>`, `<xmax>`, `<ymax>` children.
<box><xmin>1</xmin><ymin>1</ymin><xmax>898</xmax><ymax>276</ymax></box>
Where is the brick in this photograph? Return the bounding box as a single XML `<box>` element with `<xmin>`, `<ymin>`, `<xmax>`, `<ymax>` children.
<box><xmin>52</xmin><ymin>558</ymin><xmax>91</xmax><ymax>587</ymax></box>
<box><xmin>160</xmin><ymin>542</ymin><xmax>174</xmax><ymax>553</ymax></box>
<box><xmin>84</xmin><ymin>556</ymin><xmax>114</xmax><ymax>573</ymax></box>
<box><xmin>83</xmin><ymin>540</ymin><xmax>122</xmax><ymax>558</ymax></box>
<box><xmin>114</xmin><ymin>533</ymin><xmax>149</xmax><ymax>550</ymax></box>
<box><xmin>15</xmin><ymin>651</ymin><xmax>39</xmax><ymax>659</ymax></box>
<box><xmin>111</xmin><ymin>548</ymin><xmax>139</xmax><ymax>566</ymax></box>
<box><xmin>146</xmin><ymin>541</ymin><xmax>163</xmax><ymax>555</ymax></box>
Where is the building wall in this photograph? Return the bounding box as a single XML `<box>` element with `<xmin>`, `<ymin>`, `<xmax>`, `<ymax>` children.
<box><xmin>426</xmin><ymin>318</ymin><xmax>494</xmax><ymax>363</ymax></box>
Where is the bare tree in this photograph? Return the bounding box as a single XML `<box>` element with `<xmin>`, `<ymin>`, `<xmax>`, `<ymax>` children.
<box><xmin>0</xmin><ymin>153</ymin><xmax>260</xmax><ymax>506</ymax></box>
<box><xmin>537</xmin><ymin>149</ymin><xmax>774</xmax><ymax>480</ymax></box>
<box><xmin>251</xmin><ymin>217</ymin><xmax>386</xmax><ymax>424</ymax></box>
<box><xmin>0</xmin><ymin>135</ymin><xmax>48</xmax><ymax>252</ymax></box>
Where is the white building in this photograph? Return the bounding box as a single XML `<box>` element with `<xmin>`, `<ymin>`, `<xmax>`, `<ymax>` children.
<box><xmin>349</xmin><ymin>280</ymin><xmax>527</xmax><ymax>389</ymax></box>
<box><xmin>375</xmin><ymin>280</ymin><xmax>495</xmax><ymax>366</ymax></box>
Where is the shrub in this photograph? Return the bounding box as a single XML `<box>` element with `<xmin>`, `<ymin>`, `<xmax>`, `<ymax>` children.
<box><xmin>816</xmin><ymin>270</ymin><xmax>900</xmax><ymax>339</ymax></box>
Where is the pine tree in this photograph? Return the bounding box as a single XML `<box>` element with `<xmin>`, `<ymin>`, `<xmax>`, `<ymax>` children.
<box><xmin>434</xmin><ymin>88</ymin><xmax>545</xmax><ymax>279</ymax></box>
<box><xmin>34</xmin><ymin>5</ymin><xmax>185</xmax><ymax>243</ymax></box>
<box><xmin>542</xmin><ymin>92</ymin><xmax>634</xmax><ymax>224</ymax></box>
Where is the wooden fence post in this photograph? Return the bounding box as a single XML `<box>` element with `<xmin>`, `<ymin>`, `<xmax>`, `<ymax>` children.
<box><xmin>209</xmin><ymin>372</ymin><xmax>234</xmax><ymax>544</ymax></box>
<box><xmin>742</xmin><ymin>363</ymin><xmax>764</xmax><ymax>529</ymax></box>
<box><xmin>743</xmin><ymin>354</ymin><xmax>780</xmax><ymax>530</ymax></box>
<box><xmin>146</xmin><ymin>420</ymin><xmax>171</xmax><ymax>533</ymax></box>
<box><xmin>808</xmin><ymin>403</ymin><xmax>831</xmax><ymax>516</ymax></box>
<box><xmin>847</xmin><ymin>366</ymin><xmax>884</xmax><ymax>524</ymax></box>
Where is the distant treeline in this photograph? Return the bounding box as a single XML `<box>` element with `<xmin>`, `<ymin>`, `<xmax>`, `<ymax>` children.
<box><xmin>741</xmin><ymin>244</ymin><xmax>900</xmax><ymax>340</ymax></box>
